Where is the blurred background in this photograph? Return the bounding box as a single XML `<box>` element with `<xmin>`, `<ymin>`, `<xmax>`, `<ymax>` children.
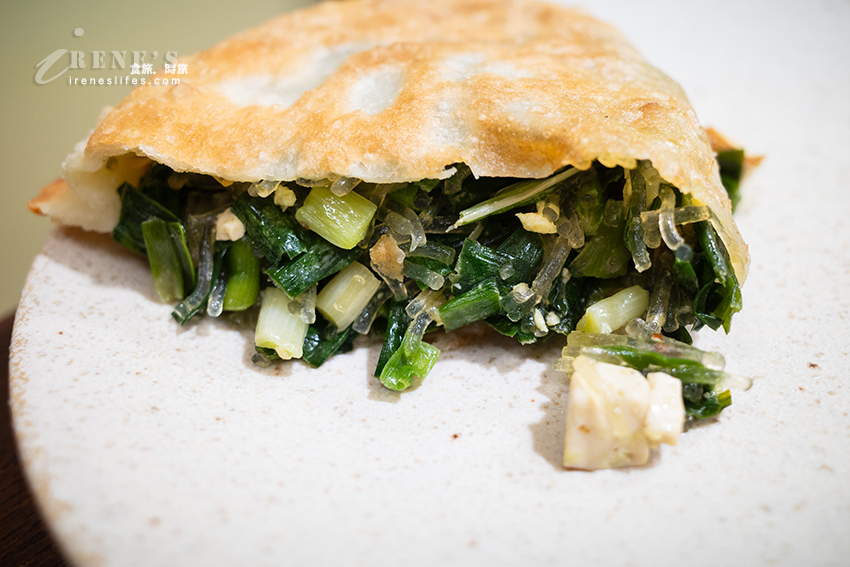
<box><xmin>0</xmin><ymin>0</ymin><xmax>316</xmax><ymax>317</ymax></box>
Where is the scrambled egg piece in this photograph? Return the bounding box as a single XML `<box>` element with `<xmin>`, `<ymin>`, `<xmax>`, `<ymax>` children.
<box><xmin>274</xmin><ymin>186</ymin><xmax>297</xmax><ymax>210</ymax></box>
<box><xmin>516</xmin><ymin>199</ymin><xmax>559</xmax><ymax>234</ymax></box>
<box><xmin>215</xmin><ymin>208</ymin><xmax>246</xmax><ymax>241</ymax></box>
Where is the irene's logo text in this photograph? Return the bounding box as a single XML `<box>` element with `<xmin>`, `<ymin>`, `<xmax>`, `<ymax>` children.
<box><xmin>34</xmin><ymin>28</ymin><xmax>185</xmax><ymax>86</ymax></box>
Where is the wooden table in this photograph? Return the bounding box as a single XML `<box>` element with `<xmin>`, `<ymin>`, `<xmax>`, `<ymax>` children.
<box><xmin>1</xmin><ymin>312</ymin><xmax>70</xmax><ymax>566</ymax></box>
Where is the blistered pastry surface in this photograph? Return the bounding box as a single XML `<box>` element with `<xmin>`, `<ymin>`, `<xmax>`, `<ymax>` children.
<box><xmin>81</xmin><ymin>0</ymin><xmax>747</xmax><ymax>274</ymax></box>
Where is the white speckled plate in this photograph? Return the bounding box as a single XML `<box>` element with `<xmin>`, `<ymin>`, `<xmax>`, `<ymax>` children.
<box><xmin>10</xmin><ymin>1</ymin><xmax>850</xmax><ymax>566</ymax></box>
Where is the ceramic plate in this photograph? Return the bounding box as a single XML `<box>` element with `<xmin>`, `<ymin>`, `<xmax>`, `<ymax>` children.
<box><xmin>10</xmin><ymin>1</ymin><xmax>850</xmax><ymax>565</ymax></box>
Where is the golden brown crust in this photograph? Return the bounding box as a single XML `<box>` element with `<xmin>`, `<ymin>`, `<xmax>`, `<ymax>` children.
<box><xmin>706</xmin><ymin>127</ymin><xmax>764</xmax><ymax>182</ymax></box>
<box><xmin>28</xmin><ymin>179</ymin><xmax>68</xmax><ymax>216</ymax></box>
<box><xmin>86</xmin><ymin>0</ymin><xmax>693</xmax><ymax>184</ymax></box>
<box><xmin>50</xmin><ymin>0</ymin><xmax>748</xmax><ymax>279</ymax></box>
<box><xmin>705</xmin><ymin>127</ymin><xmax>737</xmax><ymax>153</ymax></box>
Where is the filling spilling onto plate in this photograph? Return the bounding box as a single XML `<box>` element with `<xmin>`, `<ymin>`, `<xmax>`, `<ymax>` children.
<box><xmin>103</xmin><ymin>149</ymin><xmax>752</xmax><ymax>468</ymax></box>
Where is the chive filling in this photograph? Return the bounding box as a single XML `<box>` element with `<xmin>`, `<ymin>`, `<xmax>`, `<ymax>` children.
<box><xmin>112</xmin><ymin>156</ymin><xmax>745</xmax><ymax>416</ymax></box>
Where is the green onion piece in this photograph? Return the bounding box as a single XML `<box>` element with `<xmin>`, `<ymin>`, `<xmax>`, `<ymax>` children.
<box><xmin>137</xmin><ymin>163</ymin><xmax>183</xmax><ymax>218</ymax></box>
<box><xmin>663</xmin><ymin>325</ymin><xmax>693</xmax><ymax>345</ymax></box>
<box><xmin>316</xmin><ymin>262</ymin><xmax>381</xmax><ymax>330</ymax></box>
<box><xmin>716</xmin><ymin>149</ymin><xmax>745</xmax><ymax>212</ymax></box>
<box><xmin>113</xmin><ymin>183</ymin><xmax>181</xmax><ymax>254</ymax></box>
<box><xmin>141</xmin><ymin>219</ymin><xmax>186</xmax><ymax>302</ymax></box>
<box><xmin>413</xmin><ymin>178</ymin><xmax>442</xmax><ymax>193</ymax></box>
<box><xmin>449</xmin><ymin>229</ymin><xmax>542</xmax><ymax>297</ymax></box>
<box><xmin>295</xmin><ymin>185</ymin><xmax>377</xmax><ymax>249</ymax></box>
<box><xmin>573</xmin><ymin>170</ymin><xmax>606</xmax><ymax>237</ymax></box>
<box><xmin>672</xmin><ymin>255</ymin><xmax>699</xmax><ymax>296</ymax></box>
<box><xmin>698</xmin><ymin>219</ymin><xmax>731</xmax><ymax>283</ymax></box>
<box><xmin>379</xmin><ymin>339</ymin><xmax>440</xmax><ymax>391</ymax></box>
<box><xmin>496</xmin><ymin>229</ymin><xmax>544</xmax><ymax>283</ymax></box>
<box><xmin>452</xmin><ymin>167</ymin><xmax>578</xmax><ymax>228</ymax></box>
<box><xmin>438</xmin><ymin>278</ymin><xmax>502</xmax><ymax>332</ymax></box>
<box><xmin>484</xmin><ymin>315</ymin><xmax>538</xmax><ymax>344</ymax></box>
<box><xmin>503</xmin><ymin>235</ymin><xmax>570</xmax><ymax>322</ymax></box>
<box><xmin>565</xmin><ymin>331</ymin><xmax>726</xmax><ymax>369</ymax></box>
<box><xmin>694</xmin><ymin>221</ymin><xmax>742</xmax><ymax>333</ymax></box>
<box><xmin>547</xmin><ymin>275</ymin><xmax>591</xmax><ymax>335</ymax></box>
<box><xmin>302</xmin><ymin>323</ymin><xmax>355</xmax><ymax>368</ymax></box>
<box><xmin>230</xmin><ymin>193</ymin><xmax>311</xmax><ymax>265</ymax></box>
<box><xmin>172</xmin><ymin>227</ymin><xmax>196</xmax><ymax>290</ymax></box>
<box><xmin>255</xmin><ymin>287</ymin><xmax>310</xmax><ymax>360</ymax></box>
<box><xmin>223</xmin><ymin>237</ymin><xmax>261</xmax><ymax>311</ymax></box>
<box><xmin>265</xmin><ymin>239</ymin><xmax>362</xmax><ymax>298</ymax></box>
<box><xmin>387</xmin><ymin>184</ymin><xmax>418</xmax><ymax>210</ymax></box>
<box><xmin>375</xmin><ymin>300</ymin><xmax>412</xmax><ymax>377</ymax></box>
<box><xmin>569</xmin><ymin>199</ymin><xmax>630</xmax><ymax>278</ymax></box>
<box><xmin>575</xmin><ymin>285</ymin><xmax>649</xmax><ymax>334</ymax></box>
<box><xmin>684</xmin><ymin>388</ymin><xmax>732</xmax><ymax>419</ymax></box>
<box><xmin>519</xmin><ymin>310</ymin><xmax>544</xmax><ymax>338</ymax></box>
<box><xmin>450</xmin><ymin>238</ymin><xmax>513</xmax><ymax>295</ymax></box>
<box><xmin>588</xmin><ymin>345</ymin><xmax>725</xmax><ymax>385</ymax></box>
